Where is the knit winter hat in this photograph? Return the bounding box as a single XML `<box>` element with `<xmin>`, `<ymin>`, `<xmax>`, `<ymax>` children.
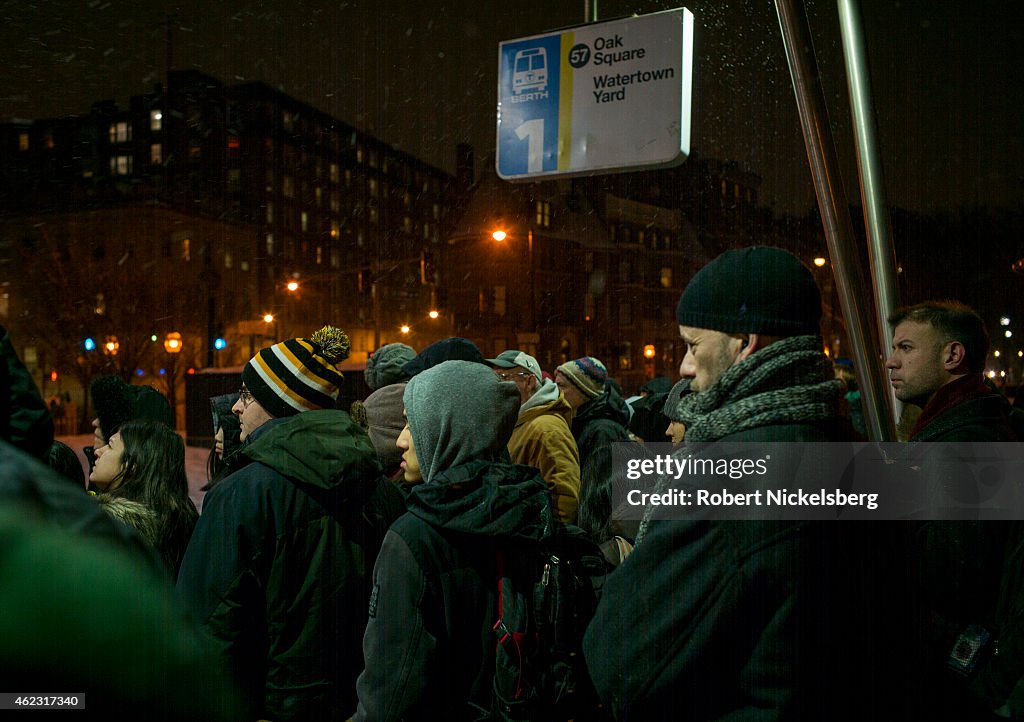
<box><xmin>362</xmin><ymin>382</ymin><xmax>408</xmax><ymax>473</ymax></box>
<box><xmin>402</xmin><ymin>337</ymin><xmax>486</xmax><ymax>378</ymax></box>
<box><xmin>364</xmin><ymin>343</ymin><xmax>416</xmax><ymax>391</ymax></box>
<box><xmin>676</xmin><ymin>246</ymin><xmax>822</xmax><ymax>336</ymax></box>
<box><xmin>241</xmin><ymin>325</ymin><xmax>350</xmax><ymax>418</ymax></box>
<box><xmin>555</xmin><ymin>357</ymin><xmax>608</xmax><ymax>399</ymax></box>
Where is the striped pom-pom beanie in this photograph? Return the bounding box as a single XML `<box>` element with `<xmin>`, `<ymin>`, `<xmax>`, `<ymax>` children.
<box><xmin>555</xmin><ymin>356</ymin><xmax>608</xmax><ymax>400</ymax></box>
<box><xmin>242</xmin><ymin>325</ymin><xmax>350</xmax><ymax>418</ymax></box>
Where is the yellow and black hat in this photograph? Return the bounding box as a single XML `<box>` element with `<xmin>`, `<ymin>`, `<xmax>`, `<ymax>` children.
<box><xmin>241</xmin><ymin>325</ymin><xmax>350</xmax><ymax>418</ymax></box>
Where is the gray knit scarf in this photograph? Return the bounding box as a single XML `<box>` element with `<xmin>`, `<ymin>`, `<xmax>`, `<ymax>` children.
<box><xmin>635</xmin><ymin>336</ymin><xmax>841</xmax><ymax>546</ymax></box>
<box><xmin>671</xmin><ymin>335</ymin><xmax>842</xmax><ymax>442</ymax></box>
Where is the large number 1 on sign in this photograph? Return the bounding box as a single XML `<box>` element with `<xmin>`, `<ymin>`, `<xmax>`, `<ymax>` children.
<box><xmin>515</xmin><ymin>119</ymin><xmax>544</xmax><ymax>173</ymax></box>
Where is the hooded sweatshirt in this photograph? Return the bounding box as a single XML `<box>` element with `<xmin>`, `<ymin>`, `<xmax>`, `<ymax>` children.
<box><xmin>177</xmin><ymin>410</ymin><xmax>405</xmax><ymax>722</ymax></box>
<box><xmin>508</xmin><ymin>378</ymin><xmax>581</xmax><ymax>522</ymax></box>
<box><xmin>355</xmin><ymin>361</ymin><xmax>558</xmax><ymax>722</ymax></box>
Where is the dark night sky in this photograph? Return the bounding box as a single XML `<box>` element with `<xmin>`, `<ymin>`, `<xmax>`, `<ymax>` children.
<box><xmin>1</xmin><ymin>0</ymin><xmax>1021</xmax><ymax>214</ymax></box>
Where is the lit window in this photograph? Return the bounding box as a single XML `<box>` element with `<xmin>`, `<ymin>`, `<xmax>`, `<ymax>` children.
<box><xmin>282</xmin><ymin>176</ymin><xmax>294</xmax><ymax>198</ymax></box>
<box><xmin>369</xmin><ymin>179</ymin><xmax>378</xmax><ymax>197</ymax></box>
<box><xmin>150</xmin><ymin>110</ymin><xmax>162</xmax><ymax>131</ymax></box>
<box><xmin>637</xmin><ymin>230</ymin><xmax>645</xmax><ymax>245</ymax></box>
<box><xmin>241</xmin><ymin>260</ymin><xmax>250</xmax><ymax>271</ymax></box>
<box><xmin>356</xmin><ymin>146</ymin><xmax>364</xmax><ymax>163</ymax></box>
<box><xmin>660</xmin><ymin>267</ymin><xmax>673</xmax><ymax>288</ymax></box>
<box><xmin>345</xmin><ymin>169</ymin><xmax>352</xmax><ymax>187</ymax></box>
<box><xmin>110</xmin><ymin>154</ymin><xmax>133</xmax><ymax>175</ymax></box>
<box><xmin>224</xmin><ymin>249</ymin><xmax>233</xmax><ymax>269</ymax></box>
<box><xmin>403</xmin><ymin>216</ymin><xmax>412</xmax><ymax>233</ymax></box>
<box><xmin>182</xmin><ymin>238</ymin><xmax>191</xmax><ymax>262</ymax></box>
<box><xmin>315</xmin><ymin>187</ymin><xmax>323</xmax><ymax>207</ymax></box>
<box><xmin>44</xmin><ymin>133</ymin><xmax>54</xmax><ymax>150</ymax></box>
<box><xmin>535</xmin><ymin>201</ymin><xmax>551</xmax><ymax>227</ymax></box>
<box><xmin>330</xmin><ymin>163</ymin><xmax>339</xmax><ymax>183</ymax></box>
<box><xmin>150</xmin><ymin>144</ymin><xmax>162</xmax><ymax>165</ymax></box>
<box><xmin>369</xmin><ymin>206</ymin><xmax>378</xmax><ymax>224</ymax></box>
<box><xmin>266</xmin><ymin>202</ymin><xmax>274</xmax><ymax>223</ymax></box>
<box><xmin>282</xmin><ymin>111</ymin><xmax>294</xmax><ymax>132</ymax></box>
<box><xmin>266</xmin><ymin>233</ymin><xmax>274</xmax><ymax>255</ymax></box>
<box><xmin>18</xmin><ymin>133</ymin><xmax>29</xmax><ymax>152</ymax></box>
<box><xmin>108</xmin><ymin>121</ymin><xmax>131</xmax><ymax>143</ymax></box>
<box><xmin>316</xmin><ymin>246</ymin><xmax>323</xmax><ymax>265</ymax></box>
<box><xmin>330</xmin><ymin>222</ymin><xmax>340</xmax><ymax>239</ymax></box>
<box><xmin>433</xmin><ymin>203</ymin><xmax>440</xmax><ymax>220</ymax></box>
<box><xmin>301</xmin><ymin>212</ymin><xmax>309</xmax><ymax>232</ymax></box>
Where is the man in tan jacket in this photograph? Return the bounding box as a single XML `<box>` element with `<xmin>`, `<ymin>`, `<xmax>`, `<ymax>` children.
<box><xmin>487</xmin><ymin>350</ymin><xmax>581</xmax><ymax>522</ymax></box>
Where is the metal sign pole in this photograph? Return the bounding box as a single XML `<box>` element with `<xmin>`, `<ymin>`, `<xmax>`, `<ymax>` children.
<box><xmin>774</xmin><ymin>0</ymin><xmax>897</xmax><ymax>441</ymax></box>
<box><xmin>837</xmin><ymin>0</ymin><xmax>903</xmax><ymax>427</ymax></box>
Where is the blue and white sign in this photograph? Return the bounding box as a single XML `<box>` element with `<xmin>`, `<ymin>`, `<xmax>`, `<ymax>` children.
<box><xmin>496</xmin><ymin>8</ymin><xmax>695</xmax><ymax>180</ymax></box>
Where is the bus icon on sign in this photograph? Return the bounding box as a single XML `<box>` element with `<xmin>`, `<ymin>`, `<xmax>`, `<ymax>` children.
<box><xmin>513</xmin><ymin>48</ymin><xmax>548</xmax><ymax>94</ymax></box>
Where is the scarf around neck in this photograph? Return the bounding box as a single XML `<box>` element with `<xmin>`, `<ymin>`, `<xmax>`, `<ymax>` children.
<box><xmin>673</xmin><ymin>335</ymin><xmax>843</xmax><ymax>442</ymax></box>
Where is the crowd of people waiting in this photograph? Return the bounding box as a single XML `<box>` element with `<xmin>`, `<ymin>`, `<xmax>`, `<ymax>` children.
<box><xmin>1</xmin><ymin>245</ymin><xmax>1023</xmax><ymax>720</ymax></box>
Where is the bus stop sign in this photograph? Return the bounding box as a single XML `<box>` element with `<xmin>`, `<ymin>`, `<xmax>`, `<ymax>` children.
<box><xmin>497</xmin><ymin>8</ymin><xmax>694</xmax><ymax>180</ymax></box>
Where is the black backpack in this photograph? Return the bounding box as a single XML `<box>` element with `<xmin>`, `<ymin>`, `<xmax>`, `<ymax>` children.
<box><xmin>489</xmin><ymin>524</ymin><xmax>612</xmax><ymax>722</ymax></box>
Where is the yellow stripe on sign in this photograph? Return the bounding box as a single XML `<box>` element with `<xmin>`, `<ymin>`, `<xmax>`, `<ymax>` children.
<box><xmin>558</xmin><ymin>32</ymin><xmax>574</xmax><ymax>171</ymax></box>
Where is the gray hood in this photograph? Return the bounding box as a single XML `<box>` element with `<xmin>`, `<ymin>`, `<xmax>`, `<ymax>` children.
<box><xmin>403</xmin><ymin>360</ymin><xmax>520</xmax><ymax>483</ymax></box>
<box><xmin>520</xmin><ymin>377</ymin><xmax>560</xmax><ymax>416</ymax></box>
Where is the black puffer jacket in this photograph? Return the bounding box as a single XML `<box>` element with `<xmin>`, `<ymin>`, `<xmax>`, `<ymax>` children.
<box><xmin>177</xmin><ymin>410</ymin><xmax>405</xmax><ymax>722</ymax></box>
<box><xmin>354</xmin><ymin>460</ymin><xmax>556</xmax><ymax>722</ymax></box>
<box><xmin>572</xmin><ymin>386</ymin><xmax>630</xmax><ymax>469</ymax></box>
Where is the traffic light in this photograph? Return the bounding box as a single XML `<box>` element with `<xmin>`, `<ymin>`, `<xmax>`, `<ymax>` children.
<box><xmin>83</xmin><ymin>337</ymin><xmax>96</xmax><ymax>352</ymax></box>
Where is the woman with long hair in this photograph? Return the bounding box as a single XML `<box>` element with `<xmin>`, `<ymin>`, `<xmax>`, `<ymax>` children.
<box><xmin>90</xmin><ymin>418</ymin><xmax>198</xmax><ymax>577</ymax></box>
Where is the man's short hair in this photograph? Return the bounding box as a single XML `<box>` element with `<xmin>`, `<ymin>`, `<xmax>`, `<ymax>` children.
<box><xmin>888</xmin><ymin>300</ymin><xmax>989</xmax><ymax>373</ymax></box>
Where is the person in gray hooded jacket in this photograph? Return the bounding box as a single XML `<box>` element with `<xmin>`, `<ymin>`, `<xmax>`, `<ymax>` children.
<box><xmin>354</xmin><ymin>360</ymin><xmax>559</xmax><ymax>722</ymax></box>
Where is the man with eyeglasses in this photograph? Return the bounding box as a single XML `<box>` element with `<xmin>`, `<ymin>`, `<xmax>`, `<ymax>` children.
<box><xmin>177</xmin><ymin>325</ymin><xmax>405</xmax><ymax>722</ymax></box>
<box><xmin>486</xmin><ymin>350</ymin><xmax>580</xmax><ymax>522</ymax></box>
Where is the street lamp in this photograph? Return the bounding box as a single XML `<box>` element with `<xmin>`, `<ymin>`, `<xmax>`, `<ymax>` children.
<box><xmin>813</xmin><ymin>257</ymin><xmax>827</xmax><ymax>267</ymax></box>
<box><xmin>263</xmin><ymin>313</ymin><xmax>275</xmax><ymax>324</ymax></box>
<box><xmin>428</xmin><ymin>310</ymin><xmax>439</xmax><ymax>320</ymax></box>
<box><xmin>286</xmin><ymin>280</ymin><xmax>300</xmax><ymax>292</ymax></box>
<box><xmin>400</xmin><ymin>325</ymin><xmax>411</xmax><ymax>334</ymax></box>
<box><xmin>490</xmin><ymin>227</ymin><xmax>536</xmax><ymax>333</ymax></box>
<box><xmin>163</xmin><ymin>332</ymin><xmax>183</xmax><ymax>430</ymax></box>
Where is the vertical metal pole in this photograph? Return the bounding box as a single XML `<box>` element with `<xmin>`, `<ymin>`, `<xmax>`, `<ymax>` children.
<box><xmin>528</xmin><ymin>228</ymin><xmax>536</xmax><ymax>332</ymax></box>
<box><xmin>837</xmin><ymin>0</ymin><xmax>902</xmax><ymax>423</ymax></box>
<box><xmin>774</xmin><ymin>0</ymin><xmax>896</xmax><ymax>441</ymax></box>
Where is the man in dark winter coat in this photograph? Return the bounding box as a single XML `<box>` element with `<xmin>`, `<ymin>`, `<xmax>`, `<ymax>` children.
<box><xmin>0</xmin><ymin>325</ymin><xmax>53</xmax><ymax>459</ymax></box>
<box><xmin>583</xmin><ymin>247</ymin><xmax>909</xmax><ymax>721</ymax></box>
<box><xmin>354</xmin><ymin>360</ymin><xmax>558</xmax><ymax>721</ymax></box>
<box><xmin>177</xmin><ymin>326</ymin><xmax>405</xmax><ymax>722</ymax></box>
<box><xmin>887</xmin><ymin>301</ymin><xmax>1016</xmax><ymax>443</ymax></box>
<box><xmin>554</xmin><ymin>356</ymin><xmax>629</xmax><ymax>469</ymax></box>
<box><xmin>886</xmin><ymin>300</ymin><xmax>1024</xmax><ymax>719</ymax></box>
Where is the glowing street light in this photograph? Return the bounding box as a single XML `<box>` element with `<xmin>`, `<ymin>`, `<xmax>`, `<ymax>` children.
<box><xmin>491</xmin><ymin>230</ymin><xmax>507</xmax><ymax>242</ymax></box>
<box><xmin>263</xmin><ymin>313</ymin><xmax>275</xmax><ymax>324</ymax></box>
<box><xmin>428</xmin><ymin>310</ymin><xmax>439</xmax><ymax>320</ymax></box>
<box><xmin>163</xmin><ymin>332</ymin><xmax>182</xmax><ymax>354</ymax></box>
<box><xmin>400</xmin><ymin>325</ymin><xmax>411</xmax><ymax>334</ymax></box>
<box><xmin>286</xmin><ymin>281</ymin><xmax>300</xmax><ymax>292</ymax></box>
<box><xmin>1000</xmin><ymin>316</ymin><xmax>1011</xmax><ymax>326</ymax></box>
<box><xmin>1007</xmin><ymin>330</ymin><xmax>1014</xmax><ymax>338</ymax></box>
<box><xmin>813</xmin><ymin>257</ymin><xmax>827</xmax><ymax>267</ymax></box>
<box><xmin>643</xmin><ymin>344</ymin><xmax>656</xmax><ymax>359</ymax></box>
